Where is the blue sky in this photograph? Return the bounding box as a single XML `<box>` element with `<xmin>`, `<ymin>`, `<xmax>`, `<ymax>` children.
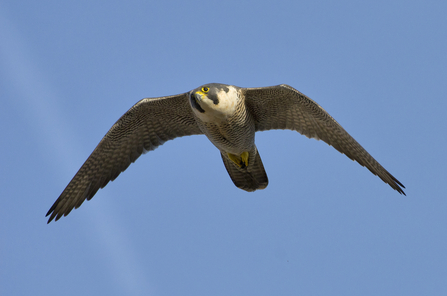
<box><xmin>1</xmin><ymin>0</ymin><xmax>446</xmax><ymax>295</ymax></box>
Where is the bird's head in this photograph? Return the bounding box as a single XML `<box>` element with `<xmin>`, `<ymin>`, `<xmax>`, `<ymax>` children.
<box><xmin>190</xmin><ymin>83</ymin><xmax>240</xmax><ymax>122</ymax></box>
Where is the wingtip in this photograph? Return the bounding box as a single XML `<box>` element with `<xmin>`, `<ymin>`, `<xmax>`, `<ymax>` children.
<box><xmin>397</xmin><ymin>187</ymin><xmax>406</xmax><ymax>196</ymax></box>
<box><xmin>46</xmin><ymin>212</ymin><xmax>55</xmax><ymax>224</ymax></box>
<box><xmin>393</xmin><ymin>182</ymin><xmax>406</xmax><ymax>196</ymax></box>
<box><xmin>45</xmin><ymin>205</ymin><xmax>61</xmax><ymax>223</ymax></box>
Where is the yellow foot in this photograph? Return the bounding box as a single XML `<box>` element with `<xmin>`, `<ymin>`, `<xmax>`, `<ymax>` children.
<box><xmin>241</xmin><ymin>151</ymin><xmax>249</xmax><ymax>167</ymax></box>
<box><xmin>228</xmin><ymin>152</ymin><xmax>249</xmax><ymax>168</ymax></box>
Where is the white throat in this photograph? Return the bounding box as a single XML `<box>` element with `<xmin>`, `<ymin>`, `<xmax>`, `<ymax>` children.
<box><xmin>194</xmin><ymin>86</ymin><xmax>239</xmax><ymax>123</ymax></box>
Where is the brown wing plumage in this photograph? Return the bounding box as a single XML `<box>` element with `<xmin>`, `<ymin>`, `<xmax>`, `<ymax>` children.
<box><xmin>46</xmin><ymin>93</ymin><xmax>202</xmax><ymax>223</ymax></box>
<box><xmin>243</xmin><ymin>84</ymin><xmax>405</xmax><ymax>195</ymax></box>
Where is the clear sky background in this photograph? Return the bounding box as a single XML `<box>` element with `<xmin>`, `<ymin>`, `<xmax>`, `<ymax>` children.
<box><xmin>1</xmin><ymin>1</ymin><xmax>446</xmax><ymax>295</ymax></box>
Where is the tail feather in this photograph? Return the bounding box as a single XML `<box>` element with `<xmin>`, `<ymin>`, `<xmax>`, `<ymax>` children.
<box><xmin>220</xmin><ymin>147</ymin><xmax>268</xmax><ymax>192</ymax></box>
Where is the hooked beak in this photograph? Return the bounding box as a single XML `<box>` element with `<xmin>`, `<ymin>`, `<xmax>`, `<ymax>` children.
<box><xmin>194</xmin><ymin>90</ymin><xmax>206</xmax><ymax>100</ymax></box>
<box><xmin>191</xmin><ymin>91</ymin><xmax>206</xmax><ymax>113</ymax></box>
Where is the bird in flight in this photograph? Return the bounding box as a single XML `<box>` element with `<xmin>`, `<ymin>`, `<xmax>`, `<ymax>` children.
<box><xmin>46</xmin><ymin>83</ymin><xmax>405</xmax><ymax>223</ymax></box>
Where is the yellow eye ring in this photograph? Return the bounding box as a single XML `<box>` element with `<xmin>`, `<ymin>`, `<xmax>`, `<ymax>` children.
<box><xmin>202</xmin><ymin>86</ymin><xmax>209</xmax><ymax>93</ymax></box>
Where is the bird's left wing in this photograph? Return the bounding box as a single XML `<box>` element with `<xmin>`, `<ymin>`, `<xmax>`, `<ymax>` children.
<box><xmin>243</xmin><ymin>84</ymin><xmax>405</xmax><ymax>195</ymax></box>
<box><xmin>46</xmin><ymin>93</ymin><xmax>202</xmax><ymax>223</ymax></box>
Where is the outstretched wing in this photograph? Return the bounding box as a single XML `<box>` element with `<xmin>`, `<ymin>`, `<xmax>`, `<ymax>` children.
<box><xmin>243</xmin><ymin>84</ymin><xmax>405</xmax><ymax>195</ymax></box>
<box><xmin>46</xmin><ymin>93</ymin><xmax>202</xmax><ymax>223</ymax></box>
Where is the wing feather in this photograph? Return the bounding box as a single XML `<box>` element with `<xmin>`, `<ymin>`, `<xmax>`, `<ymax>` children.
<box><xmin>243</xmin><ymin>84</ymin><xmax>405</xmax><ymax>195</ymax></box>
<box><xmin>46</xmin><ymin>93</ymin><xmax>202</xmax><ymax>223</ymax></box>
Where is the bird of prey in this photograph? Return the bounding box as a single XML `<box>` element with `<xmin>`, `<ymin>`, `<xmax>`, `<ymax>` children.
<box><xmin>46</xmin><ymin>83</ymin><xmax>405</xmax><ymax>223</ymax></box>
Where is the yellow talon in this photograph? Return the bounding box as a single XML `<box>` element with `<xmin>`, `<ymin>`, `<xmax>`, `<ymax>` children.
<box><xmin>228</xmin><ymin>152</ymin><xmax>249</xmax><ymax>168</ymax></box>
<box><xmin>228</xmin><ymin>153</ymin><xmax>241</xmax><ymax>167</ymax></box>
<box><xmin>241</xmin><ymin>151</ymin><xmax>249</xmax><ymax>167</ymax></box>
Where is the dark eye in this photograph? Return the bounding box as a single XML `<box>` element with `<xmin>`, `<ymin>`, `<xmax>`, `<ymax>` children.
<box><xmin>202</xmin><ymin>87</ymin><xmax>209</xmax><ymax>93</ymax></box>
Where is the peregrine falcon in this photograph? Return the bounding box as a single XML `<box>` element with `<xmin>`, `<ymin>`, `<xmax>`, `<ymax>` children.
<box><xmin>46</xmin><ymin>83</ymin><xmax>405</xmax><ymax>223</ymax></box>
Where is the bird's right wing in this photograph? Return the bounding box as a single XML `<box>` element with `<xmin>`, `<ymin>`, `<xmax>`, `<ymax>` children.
<box><xmin>46</xmin><ymin>92</ymin><xmax>202</xmax><ymax>223</ymax></box>
<box><xmin>243</xmin><ymin>84</ymin><xmax>405</xmax><ymax>195</ymax></box>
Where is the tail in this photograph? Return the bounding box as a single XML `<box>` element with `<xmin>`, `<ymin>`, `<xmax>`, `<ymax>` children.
<box><xmin>220</xmin><ymin>147</ymin><xmax>268</xmax><ymax>192</ymax></box>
